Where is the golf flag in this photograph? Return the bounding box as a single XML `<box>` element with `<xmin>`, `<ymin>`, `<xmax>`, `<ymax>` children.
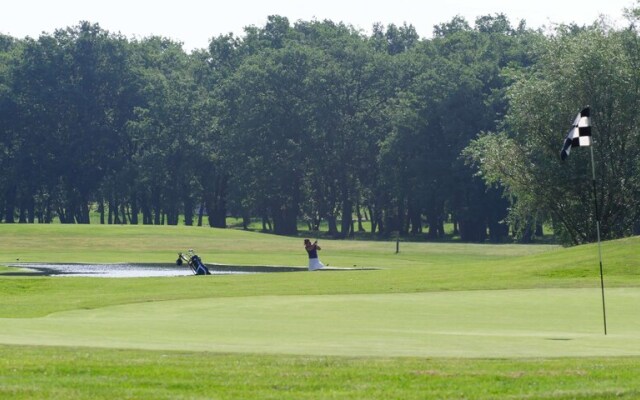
<box><xmin>560</xmin><ymin>107</ymin><xmax>591</xmax><ymax>160</ymax></box>
<box><xmin>558</xmin><ymin>106</ymin><xmax>607</xmax><ymax>334</ymax></box>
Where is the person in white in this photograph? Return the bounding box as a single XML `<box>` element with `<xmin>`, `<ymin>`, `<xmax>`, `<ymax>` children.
<box><xmin>304</xmin><ymin>238</ymin><xmax>325</xmax><ymax>271</ymax></box>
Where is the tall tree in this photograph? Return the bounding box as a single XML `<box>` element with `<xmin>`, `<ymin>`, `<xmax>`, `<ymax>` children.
<box><xmin>126</xmin><ymin>37</ymin><xmax>194</xmax><ymax>225</ymax></box>
<box><xmin>0</xmin><ymin>35</ymin><xmax>21</xmax><ymax>222</ymax></box>
<box><xmin>12</xmin><ymin>22</ymin><xmax>139</xmax><ymax>223</ymax></box>
<box><xmin>465</xmin><ymin>22</ymin><xmax>640</xmax><ymax>244</ymax></box>
<box><xmin>227</xmin><ymin>36</ymin><xmax>313</xmax><ymax>234</ymax></box>
<box><xmin>302</xmin><ymin>21</ymin><xmax>395</xmax><ymax>237</ymax></box>
<box><xmin>381</xmin><ymin>15</ymin><xmax>537</xmax><ymax>241</ymax></box>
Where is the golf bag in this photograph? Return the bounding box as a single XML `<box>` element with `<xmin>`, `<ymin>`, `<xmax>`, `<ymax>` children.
<box><xmin>176</xmin><ymin>249</ymin><xmax>211</xmax><ymax>275</ymax></box>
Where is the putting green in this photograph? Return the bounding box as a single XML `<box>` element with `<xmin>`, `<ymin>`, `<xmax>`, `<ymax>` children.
<box><xmin>1</xmin><ymin>288</ymin><xmax>638</xmax><ymax>358</ymax></box>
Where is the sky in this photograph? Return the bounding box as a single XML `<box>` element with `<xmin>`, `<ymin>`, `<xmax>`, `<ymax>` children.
<box><xmin>1</xmin><ymin>0</ymin><xmax>635</xmax><ymax>51</ymax></box>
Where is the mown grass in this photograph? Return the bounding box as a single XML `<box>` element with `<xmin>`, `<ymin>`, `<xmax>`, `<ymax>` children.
<box><xmin>1</xmin><ymin>225</ymin><xmax>637</xmax><ymax>318</ymax></box>
<box><xmin>0</xmin><ymin>224</ymin><xmax>639</xmax><ymax>399</ymax></box>
<box><xmin>1</xmin><ymin>346</ymin><xmax>639</xmax><ymax>400</ymax></box>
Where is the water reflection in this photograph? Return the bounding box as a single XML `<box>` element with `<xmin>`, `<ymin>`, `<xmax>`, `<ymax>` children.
<box><xmin>7</xmin><ymin>263</ymin><xmax>303</xmax><ymax>278</ymax></box>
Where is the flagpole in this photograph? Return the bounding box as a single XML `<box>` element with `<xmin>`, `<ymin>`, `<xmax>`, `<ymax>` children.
<box><xmin>589</xmin><ymin>145</ymin><xmax>607</xmax><ymax>335</ymax></box>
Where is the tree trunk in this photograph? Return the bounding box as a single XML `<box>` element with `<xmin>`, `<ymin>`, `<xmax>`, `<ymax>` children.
<box><xmin>535</xmin><ymin>223</ymin><xmax>543</xmax><ymax>237</ymax></box>
<box><xmin>408</xmin><ymin>203</ymin><xmax>422</xmax><ymax>235</ymax></box>
<box><xmin>326</xmin><ymin>214</ymin><xmax>338</xmax><ymax>236</ymax></box>
<box><xmin>242</xmin><ymin>211</ymin><xmax>250</xmax><ymax>230</ymax></box>
<box><xmin>111</xmin><ymin>199</ymin><xmax>120</xmax><ymax>224</ymax></box>
<box><xmin>368</xmin><ymin>206</ymin><xmax>377</xmax><ymax>234</ymax></box>
<box><xmin>44</xmin><ymin>198</ymin><xmax>53</xmax><ymax>223</ymax></box>
<box><xmin>273</xmin><ymin>207</ymin><xmax>298</xmax><ymax>235</ymax></box>
<box><xmin>459</xmin><ymin>217</ymin><xmax>486</xmax><ymax>242</ymax></box>
<box><xmin>142</xmin><ymin>203</ymin><xmax>152</xmax><ymax>225</ymax></box>
<box><xmin>3</xmin><ymin>186</ymin><xmax>16</xmax><ymax>223</ymax></box>
<box><xmin>488</xmin><ymin>219</ymin><xmax>509</xmax><ymax>243</ymax></box>
<box><xmin>356</xmin><ymin>203</ymin><xmax>366</xmax><ymax>232</ymax></box>
<box><xmin>205</xmin><ymin>195</ymin><xmax>226</xmax><ymax>228</ymax></box>
<box><xmin>427</xmin><ymin>211</ymin><xmax>444</xmax><ymax>240</ymax></box>
<box><xmin>206</xmin><ymin>175</ymin><xmax>227</xmax><ymax>228</ymax></box>
<box><xmin>24</xmin><ymin>195</ymin><xmax>35</xmax><ymax>223</ymax></box>
<box><xmin>76</xmin><ymin>193</ymin><xmax>90</xmax><ymax>224</ymax></box>
<box><xmin>184</xmin><ymin>195</ymin><xmax>194</xmax><ymax>226</ymax></box>
<box><xmin>18</xmin><ymin>203</ymin><xmax>27</xmax><ymax>223</ymax></box>
<box><xmin>130</xmin><ymin>197</ymin><xmax>139</xmax><ymax>225</ymax></box>
<box><xmin>98</xmin><ymin>199</ymin><xmax>105</xmax><ymax>224</ymax></box>
<box><xmin>152</xmin><ymin>190</ymin><xmax>161</xmax><ymax>225</ymax></box>
<box><xmin>340</xmin><ymin>199</ymin><xmax>353</xmax><ymax>238</ymax></box>
<box><xmin>57</xmin><ymin>207</ymin><xmax>68</xmax><ymax>223</ymax></box>
<box><xmin>120</xmin><ymin>203</ymin><xmax>128</xmax><ymax>225</ymax></box>
<box><xmin>197</xmin><ymin>201</ymin><xmax>205</xmax><ymax>227</ymax></box>
<box><xmin>261</xmin><ymin>215</ymin><xmax>272</xmax><ymax>232</ymax></box>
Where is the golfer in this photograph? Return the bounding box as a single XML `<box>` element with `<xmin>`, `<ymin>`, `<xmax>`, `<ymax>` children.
<box><xmin>304</xmin><ymin>239</ymin><xmax>325</xmax><ymax>271</ymax></box>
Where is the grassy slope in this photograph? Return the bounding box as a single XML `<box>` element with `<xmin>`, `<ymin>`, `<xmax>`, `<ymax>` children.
<box><xmin>1</xmin><ymin>225</ymin><xmax>638</xmax><ymax>317</ymax></box>
<box><xmin>0</xmin><ymin>224</ymin><xmax>639</xmax><ymax>399</ymax></box>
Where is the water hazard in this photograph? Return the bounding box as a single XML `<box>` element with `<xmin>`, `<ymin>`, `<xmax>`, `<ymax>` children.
<box><xmin>6</xmin><ymin>263</ymin><xmax>305</xmax><ymax>278</ymax></box>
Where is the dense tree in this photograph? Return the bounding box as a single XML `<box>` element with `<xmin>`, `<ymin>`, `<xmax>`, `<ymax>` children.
<box><xmin>126</xmin><ymin>37</ymin><xmax>197</xmax><ymax>225</ymax></box>
<box><xmin>0</xmin><ymin>35</ymin><xmax>21</xmax><ymax>222</ymax></box>
<box><xmin>465</xmin><ymin>21</ymin><xmax>640</xmax><ymax>244</ymax></box>
<box><xmin>302</xmin><ymin>21</ymin><xmax>396</xmax><ymax>237</ymax></box>
<box><xmin>226</xmin><ymin>33</ymin><xmax>313</xmax><ymax>234</ymax></box>
<box><xmin>9</xmin><ymin>23</ymin><xmax>140</xmax><ymax>223</ymax></box>
<box><xmin>380</xmin><ymin>16</ymin><xmax>539</xmax><ymax>241</ymax></box>
<box><xmin>1</xmin><ymin>13</ymin><xmax>638</xmax><ymax>245</ymax></box>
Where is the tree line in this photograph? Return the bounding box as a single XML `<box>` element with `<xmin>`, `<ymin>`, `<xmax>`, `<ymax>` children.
<box><xmin>1</xmin><ymin>12</ymin><xmax>639</xmax><ymax>245</ymax></box>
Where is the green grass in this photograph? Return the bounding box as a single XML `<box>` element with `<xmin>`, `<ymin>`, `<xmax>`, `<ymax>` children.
<box><xmin>2</xmin><ymin>288</ymin><xmax>639</xmax><ymax>358</ymax></box>
<box><xmin>0</xmin><ymin>224</ymin><xmax>639</xmax><ymax>399</ymax></box>
<box><xmin>1</xmin><ymin>346</ymin><xmax>639</xmax><ymax>400</ymax></box>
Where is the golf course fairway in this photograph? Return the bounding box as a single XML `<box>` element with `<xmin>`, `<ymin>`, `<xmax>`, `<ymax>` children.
<box><xmin>1</xmin><ymin>225</ymin><xmax>640</xmax><ymax>399</ymax></box>
<box><xmin>1</xmin><ymin>288</ymin><xmax>638</xmax><ymax>358</ymax></box>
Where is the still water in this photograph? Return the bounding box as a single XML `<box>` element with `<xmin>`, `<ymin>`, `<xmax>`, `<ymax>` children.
<box><xmin>9</xmin><ymin>263</ymin><xmax>304</xmax><ymax>278</ymax></box>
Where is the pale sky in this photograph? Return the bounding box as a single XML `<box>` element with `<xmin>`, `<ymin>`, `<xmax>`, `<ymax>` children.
<box><xmin>1</xmin><ymin>0</ymin><xmax>635</xmax><ymax>51</ymax></box>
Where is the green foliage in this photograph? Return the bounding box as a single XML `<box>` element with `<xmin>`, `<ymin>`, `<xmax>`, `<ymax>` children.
<box><xmin>466</xmin><ymin>23</ymin><xmax>640</xmax><ymax>245</ymax></box>
<box><xmin>2</xmin><ymin>11</ymin><xmax>639</xmax><ymax>247</ymax></box>
<box><xmin>380</xmin><ymin>18</ymin><xmax>540</xmax><ymax>242</ymax></box>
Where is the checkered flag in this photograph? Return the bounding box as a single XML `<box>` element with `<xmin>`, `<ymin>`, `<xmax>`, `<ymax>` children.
<box><xmin>560</xmin><ymin>107</ymin><xmax>591</xmax><ymax>160</ymax></box>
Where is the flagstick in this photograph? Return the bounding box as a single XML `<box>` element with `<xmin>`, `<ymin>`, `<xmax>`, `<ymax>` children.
<box><xmin>589</xmin><ymin>145</ymin><xmax>607</xmax><ymax>335</ymax></box>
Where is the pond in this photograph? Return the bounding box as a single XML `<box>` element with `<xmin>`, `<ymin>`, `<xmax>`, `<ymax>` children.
<box><xmin>6</xmin><ymin>263</ymin><xmax>306</xmax><ymax>278</ymax></box>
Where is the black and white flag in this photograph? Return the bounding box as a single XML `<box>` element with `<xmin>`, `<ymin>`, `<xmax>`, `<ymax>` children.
<box><xmin>560</xmin><ymin>107</ymin><xmax>591</xmax><ymax>160</ymax></box>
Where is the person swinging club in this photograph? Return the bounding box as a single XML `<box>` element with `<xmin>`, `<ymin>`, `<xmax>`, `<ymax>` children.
<box><xmin>304</xmin><ymin>239</ymin><xmax>325</xmax><ymax>271</ymax></box>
